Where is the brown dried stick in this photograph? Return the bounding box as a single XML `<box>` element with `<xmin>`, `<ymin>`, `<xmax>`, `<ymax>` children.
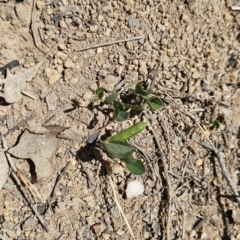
<box><xmin>163</xmin><ymin>91</ymin><xmax>240</xmax><ymax>206</ymax></box>
<box><xmin>146</xmin><ymin>116</ymin><xmax>172</xmax><ymax>240</ymax></box>
<box><xmin>4</xmin><ymin>115</ymin><xmax>33</xmax><ymax>137</ymax></box>
<box><xmin>0</xmin><ymin>133</ymin><xmax>48</xmax><ymax>231</ymax></box>
<box><xmin>201</xmin><ymin>142</ymin><xmax>240</xmax><ymax>207</ymax></box>
<box><xmin>31</xmin><ymin>0</ymin><xmax>45</xmax><ymax>53</ymax></box>
<box><xmin>75</xmin><ymin>35</ymin><xmax>144</xmax><ymax>51</ymax></box>
<box><xmin>140</xmin><ymin>0</ymin><xmax>164</xmax><ymax>16</ymax></box>
<box><xmin>51</xmin><ymin>161</ymin><xmax>71</xmax><ymax>198</ymax></box>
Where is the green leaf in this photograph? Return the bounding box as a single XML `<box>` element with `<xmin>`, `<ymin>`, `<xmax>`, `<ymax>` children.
<box><xmin>105</xmin><ymin>121</ymin><xmax>147</xmax><ymax>143</ymax></box>
<box><xmin>113</xmin><ymin>101</ymin><xmax>124</xmax><ymax>111</ymax></box>
<box><xmin>208</xmin><ymin>119</ymin><xmax>220</xmax><ymax>130</ymax></box>
<box><xmin>92</xmin><ymin>88</ymin><xmax>104</xmax><ymax>102</ymax></box>
<box><xmin>122</xmin><ymin>103</ymin><xmax>144</xmax><ymax>111</ymax></box>
<box><xmin>124</xmin><ymin>154</ymin><xmax>138</xmax><ymax>163</ymax></box>
<box><xmin>125</xmin><ymin>160</ymin><xmax>145</xmax><ymax>175</ymax></box>
<box><xmin>146</xmin><ymin>87</ymin><xmax>153</xmax><ymax>95</ymax></box>
<box><xmin>146</xmin><ymin>96</ymin><xmax>163</xmax><ymax>110</ymax></box>
<box><xmin>113</xmin><ymin>108</ymin><xmax>119</xmax><ymax>120</ymax></box>
<box><xmin>115</xmin><ymin>111</ymin><xmax>130</xmax><ymax>121</ymax></box>
<box><xmin>103</xmin><ymin>141</ymin><xmax>134</xmax><ymax>159</ymax></box>
<box><xmin>105</xmin><ymin>92</ymin><xmax>118</xmax><ymax>103</ymax></box>
<box><xmin>135</xmin><ymin>83</ymin><xmax>148</xmax><ymax>96</ymax></box>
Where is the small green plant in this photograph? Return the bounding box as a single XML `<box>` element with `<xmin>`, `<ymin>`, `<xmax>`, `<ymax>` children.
<box><xmin>93</xmin><ymin>83</ymin><xmax>163</xmax><ymax>121</ymax></box>
<box><xmin>99</xmin><ymin>121</ymin><xmax>147</xmax><ymax>175</ymax></box>
<box><xmin>92</xmin><ymin>83</ymin><xmax>163</xmax><ymax>175</ymax></box>
<box><xmin>208</xmin><ymin>119</ymin><xmax>220</xmax><ymax>130</ymax></box>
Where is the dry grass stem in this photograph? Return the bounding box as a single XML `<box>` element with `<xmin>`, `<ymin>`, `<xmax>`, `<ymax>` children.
<box><xmin>108</xmin><ymin>175</ymin><xmax>135</xmax><ymax>240</ymax></box>
<box><xmin>140</xmin><ymin>1</ymin><xmax>164</xmax><ymax>16</ymax></box>
<box><xmin>0</xmin><ymin>133</ymin><xmax>48</xmax><ymax>231</ymax></box>
<box><xmin>21</xmin><ymin>90</ymin><xmax>36</xmax><ymax>100</ymax></box>
<box><xmin>51</xmin><ymin>161</ymin><xmax>71</xmax><ymax>198</ymax></box>
<box><xmin>201</xmin><ymin>142</ymin><xmax>240</xmax><ymax>207</ymax></box>
<box><xmin>75</xmin><ymin>36</ymin><xmax>144</xmax><ymax>51</ymax></box>
<box><xmin>31</xmin><ymin>0</ymin><xmax>45</xmax><ymax>53</ymax></box>
<box><xmin>231</xmin><ymin>6</ymin><xmax>240</xmax><ymax>10</ymax></box>
<box><xmin>146</xmin><ymin>117</ymin><xmax>172</xmax><ymax>240</ymax></box>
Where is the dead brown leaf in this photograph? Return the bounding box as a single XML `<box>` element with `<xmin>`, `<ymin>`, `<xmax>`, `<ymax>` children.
<box><xmin>8</xmin><ymin>130</ymin><xmax>59</xmax><ymax>181</ymax></box>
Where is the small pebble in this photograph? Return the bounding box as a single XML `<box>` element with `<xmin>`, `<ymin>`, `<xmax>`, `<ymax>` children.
<box><xmin>64</xmin><ymin>69</ymin><xmax>73</xmax><ymax>81</ymax></box>
<box><xmin>138</xmin><ymin>62</ymin><xmax>148</xmax><ymax>76</ymax></box>
<box><xmin>98</xmin><ymin>75</ymin><xmax>119</xmax><ymax>92</ymax></box>
<box><xmin>89</xmin><ymin>82</ymin><xmax>98</xmax><ymax>91</ymax></box>
<box><xmin>46</xmin><ymin>91</ymin><xmax>58</xmax><ymax>111</ymax></box>
<box><xmin>69</xmin><ymin>77</ymin><xmax>78</xmax><ymax>85</ymax></box>
<box><xmin>118</xmin><ymin>55</ymin><xmax>125</xmax><ymax>65</ymax></box>
<box><xmin>192</xmin><ymin>71</ymin><xmax>200</xmax><ymax>79</ymax></box>
<box><xmin>195</xmin><ymin>159</ymin><xmax>203</xmax><ymax>166</ymax></box>
<box><xmin>45</xmin><ymin>68</ymin><xmax>61</xmax><ymax>85</ymax></box>
<box><xmin>59</xmin><ymin>20</ymin><xmax>67</xmax><ymax>28</ymax></box>
<box><xmin>128</xmin><ymin>15</ymin><xmax>138</xmax><ymax>28</ymax></box>
<box><xmin>83</xmin><ymin>91</ymin><xmax>93</xmax><ymax>101</ymax></box>
<box><xmin>64</xmin><ymin>59</ymin><xmax>74</xmax><ymax>68</ymax></box>
<box><xmin>126</xmin><ymin>41</ymin><xmax>133</xmax><ymax>50</ymax></box>
<box><xmin>36</xmin><ymin>1</ymin><xmax>45</xmax><ymax>10</ymax></box>
<box><xmin>6</xmin><ymin>115</ymin><xmax>13</xmax><ymax>129</ymax></box>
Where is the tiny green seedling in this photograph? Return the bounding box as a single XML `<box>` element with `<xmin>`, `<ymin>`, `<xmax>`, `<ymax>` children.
<box><xmin>208</xmin><ymin>119</ymin><xmax>220</xmax><ymax>130</ymax></box>
<box><xmin>93</xmin><ymin>83</ymin><xmax>163</xmax><ymax>122</ymax></box>
<box><xmin>101</xmin><ymin>121</ymin><xmax>147</xmax><ymax>175</ymax></box>
<box><xmin>92</xmin><ymin>82</ymin><xmax>163</xmax><ymax>175</ymax></box>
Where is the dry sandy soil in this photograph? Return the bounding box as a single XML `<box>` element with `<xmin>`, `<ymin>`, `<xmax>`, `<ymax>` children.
<box><xmin>0</xmin><ymin>0</ymin><xmax>240</xmax><ymax>239</ymax></box>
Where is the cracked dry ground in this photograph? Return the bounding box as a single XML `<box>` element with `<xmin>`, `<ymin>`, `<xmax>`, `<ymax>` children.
<box><xmin>0</xmin><ymin>0</ymin><xmax>240</xmax><ymax>239</ymax></box>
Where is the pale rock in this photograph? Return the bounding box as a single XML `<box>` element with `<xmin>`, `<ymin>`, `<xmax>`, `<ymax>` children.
<box><xmin>36</xmin><ymin>1</ymin><xmax>45</xmax><ymax>10</ymax></box>
<box><xmin>46</xmin><ymin>91</ymin><xmax>58</xmax><ymax>111</ymax></box>
<box><xmin>118</xmin><ymin>55</ymin><xmax>125</xmax><ymax>65</ymax></box>
<box><xmin>89</xmin><ymin>82</ymin><xmax>98</xmax><ymax>91</ymax></box>
<box><xmin>192</xmin><ymin>71</ymin><xmax>200</xmax><ymax>79</ymax></box>
<box><xmin>138</xmin><ymin>62</ymin><xmax>148</xmax><ymax>76</ymax></box>
<box><xmin>45</xmin><ymin>68</ymin><xmax>61</xmax><ymax>85</ymax></box>
<box><xmin>64</xmin><ymin>59</ymin><xmax>74</xmax><ymax>68</ymax></box>
<box><xmin>126</xmin><ymin>180</ymin><xmax>144</xmax><ymax>199</ymax></box>
<box><xmin>59</xmin><ymin>20</ymin><xmax>67</xmax><ymax>28</ymax></box>
<box><xmin>83</xmin><ymin>91</ymin><xmax>93</xmax><ymax>101</ymax></box>
<box><xmin>195</xmin><ymin>159</ymin><xmax>203</xmax><ymax>166</ymax></box>
<box><xmin>126</xmin><ymin>41</ymin><xmax>133</xmax><ymax>50</ymax></box>
<box><xmin>69</xmin><ymin>77</ymin><xmax>78</xmax><ymax>85</ymax></box>
<box><xmin>98</xmin><ymin>15</ymin><xmax>104</xmax><ymax>22</ymax></box>
<box><xmin>98</xmin><ymin>75</ymin><xmax>119</xmax><ymax>92</ymax></box>
<box><xmin>64</xmin><ymin>69</ymin><xmax>73</xmax><ymax>81</ymax></box>
<box><xmin>58</xmin><ymin>43</ymin><xmax>66</xmax><ymax>50</ymax></box>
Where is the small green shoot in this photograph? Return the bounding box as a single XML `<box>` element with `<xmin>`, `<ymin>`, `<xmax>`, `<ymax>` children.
<box><xmin>208</xmin><ymin>119</ymin><xmax>220</xmax><ymax>130</ymax></box>
<box><xmin>101</xmin><ymin>121</ymin><xmax>147</xmax><ymax>175</ymax></box>
<box><xmin>91</xmin><ymin>88</ymin><xmax>104</xmax><ymax>103</ymax></box>
<box><xmin>91</xmin><ymin>82</ymin><xmax>162</xmax><ymax>175</ymax></box>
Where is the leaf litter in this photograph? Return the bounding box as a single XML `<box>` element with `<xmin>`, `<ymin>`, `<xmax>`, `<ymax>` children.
<box><xmin>8</xmin><ymin>129</ymin><xmax>59</xmax><ymax>181</ymax></box>
<box><xmin>0</xmin><ymin>39</ymin><xmax>65</xmax><ymax>104</ymax></box>
<box><xmin>0</xmin><ymin>151</ymin><xmax>9</xmax><ymax>190</ymax></box>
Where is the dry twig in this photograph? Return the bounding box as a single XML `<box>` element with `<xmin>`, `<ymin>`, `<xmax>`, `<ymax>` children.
<box><xmin>51</xmin><ymin>161</ymin><xmax>71</xmax><ymax>198</ymax></box>
<box><xmin>140</xmin><ymin>0</ymin><xmax>164</xmax><ymax>17</ymax></box>
<box><xmin>108</xmin><ymin>175</ymin><xmax>135</xmax><ymax>240</ymax></box>
<box><xmin>231</xmin><ymin>6</ymin><xmax>240</xmax><ymax>10</ymax></box>
<box><xmin>4</xmin><ymin>115</ymin><xmax>33</xmax><ymax>137</ymax></box>
<box><xmin>0</xmin><ymin>133</ymin><xmax>48</xmax><ymax>231</ymax></box>
<box><xmin>70</xmin><ymin>149</ymin><xmax>97</xmax><ymax>187</ymax></box>
<box><xmin>31</xmin><ymin>0</ymin><xmax>45</xmax><ymax>53</ymax></box>
<box><xmin>201</xmin><ymin>142</ymin><xmax>240</xmax><ymax>207</ymax></box>
<box><xmin>163</xmin><ymin>89</ymin><xmax>240</xmax><ymax>206</ymax></box>
<box><xmin>75</xmin><ymin>36</ymin><xmax>144</xmax><ymax>51</ymax></box>
<box><xmin>146</xmin><ymin>117</ymin><xmax>172</xmax><ymax>240</ymax></box>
